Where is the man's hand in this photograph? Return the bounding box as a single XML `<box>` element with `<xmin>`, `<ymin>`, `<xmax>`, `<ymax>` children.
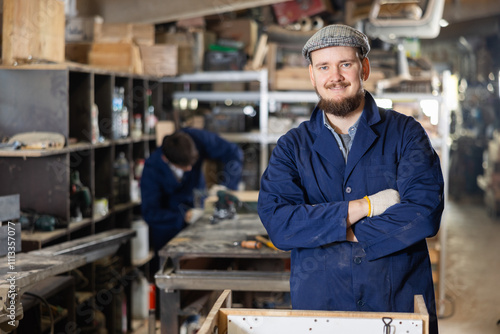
<box><xmin>366</xmin><ymin>189</ymin><xmax>400</xmax><ymax>217</ymax></box>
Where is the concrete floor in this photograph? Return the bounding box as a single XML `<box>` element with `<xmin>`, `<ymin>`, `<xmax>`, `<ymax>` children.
<box><xmin>133</xmin><ymin>199</ymin><xmax>500</xmax><ymax>334</ymax></box>
<box><xmin>437</xmin><ymin>199</ymin><xmax>500</xmax><ymax>334</ymax></box>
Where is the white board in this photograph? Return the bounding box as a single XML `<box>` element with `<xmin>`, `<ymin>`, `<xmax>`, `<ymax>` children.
<box><xmin>227</xmin><ymin>314</ymin><xmax>423</xmax><ymax>334</ymax></box>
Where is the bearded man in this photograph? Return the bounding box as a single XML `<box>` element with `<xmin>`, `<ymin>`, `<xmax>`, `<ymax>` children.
<box><xmin>258</xmin><ymin>24</ymin><xmax>444</xmax><ymax>334</ymax></box>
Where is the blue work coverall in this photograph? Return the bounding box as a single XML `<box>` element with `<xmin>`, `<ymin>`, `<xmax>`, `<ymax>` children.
<box><xmin>258</xmin><ymin>92</ymin><xmax>444</xmax><ymax>334</ymax></box>
<box><xmin>141</xmin><ymin>127</ymin><xmax>243</xmax><ymax>252</ymax></box>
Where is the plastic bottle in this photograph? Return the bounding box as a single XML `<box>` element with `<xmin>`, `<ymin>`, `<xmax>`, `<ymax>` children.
<box><xmin>132</xmin><ymin>114</ymin><xmax>143</xmax><ymax>139</ymax></box>
<box><xmin>112</xmin><ymin>87</ymin><xmax>124</xmax><ymax>139</ymax></box>
<box><xmin>145</xmin><ymin>89</ymin><xmax>157</xmax><ymax>135</ymax></box>
<box><xmin>131</xmin><ymin>270</ymin><xmax>149</xmax><ymax>320</ymax></box>
<box><xmin>121</xmin><ymin>105</ymin><xmax>129</xmax><ymax>138</ymax></box>
<box><xmin>131</xmin><ymin>219</ymin><xmax>149</xmax><ymax>262</ymax></box>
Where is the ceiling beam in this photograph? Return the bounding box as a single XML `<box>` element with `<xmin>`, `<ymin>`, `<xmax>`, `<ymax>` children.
<box><xmin>85</xmin><ymin>0</ymin><xmax>289</xmax><ymax>24</ymax></box>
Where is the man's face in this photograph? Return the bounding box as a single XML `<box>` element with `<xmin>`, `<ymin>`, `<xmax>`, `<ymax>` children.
<box><xmin>308</xmin><ymin>46</ymin><xmax>370</xmax><ymax>117</ymax></box>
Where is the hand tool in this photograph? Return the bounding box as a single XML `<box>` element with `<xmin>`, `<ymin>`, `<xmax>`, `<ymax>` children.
<box><xmin>255</xmin><ymin>235</ymin><xmax>279</xmax><ymax>250</ymax></box>
<box><xmin>233</xmin><ymin>240</ymin><xmax>262</xmax><ymax>249</ymax></box>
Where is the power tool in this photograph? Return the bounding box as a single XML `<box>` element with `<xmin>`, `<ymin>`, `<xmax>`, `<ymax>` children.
<box><xmin>210</xmin><ymin>190</ymin><xmax>240</xmax><ymax>224</ymax></box>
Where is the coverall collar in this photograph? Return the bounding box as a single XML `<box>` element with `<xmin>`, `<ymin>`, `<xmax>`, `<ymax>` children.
<box><xmin>311</xmin><ymin>91</ymin><xmax>381</xmax><ymax>178</ymax></box>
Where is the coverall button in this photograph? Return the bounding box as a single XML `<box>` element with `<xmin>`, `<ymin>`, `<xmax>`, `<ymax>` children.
<box><xmin>357</xmin><ymin>300</ymin><xmax>365</xmax><ymax>307</ymax></box>
<box><xmin>345</xmin><ymin>187</ymin><xmax>352</xmax><ymax>193</ymax></box>
<box><xmin>354</xmin><ymin>257</ymin><xmax>362</xmax><ymax>264</ymax></box>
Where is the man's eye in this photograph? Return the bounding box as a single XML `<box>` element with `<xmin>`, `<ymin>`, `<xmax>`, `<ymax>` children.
<box><xmin>319</xmin><ymin>66</ymin><xmax>328</xmax><ymax>70</ymax></box>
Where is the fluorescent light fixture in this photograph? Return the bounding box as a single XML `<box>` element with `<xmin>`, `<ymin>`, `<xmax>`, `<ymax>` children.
<box><xmin>420</xmin><ymin>99</ymin><xmax>439</xmax><ymax>125</ymax></box>
<box><xmin>374</xmin><ymin>98</ymin><xmax>393</xmax><ymax>109</ymax></box>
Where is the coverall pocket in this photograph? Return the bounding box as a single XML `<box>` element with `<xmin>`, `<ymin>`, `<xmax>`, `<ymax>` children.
<box><xmin>366</xmin><ymin>154</ymin><xmax>398</xmax><ymax>189</ymax></box>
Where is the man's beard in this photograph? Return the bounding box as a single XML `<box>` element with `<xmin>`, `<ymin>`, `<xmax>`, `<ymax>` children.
<box><xmin>316</xmin><ymin>86</ymin><xmax>365</xmax><ymax>118</ymax></box>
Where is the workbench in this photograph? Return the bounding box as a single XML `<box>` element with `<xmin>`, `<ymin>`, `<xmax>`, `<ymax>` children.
<box><xmin>155</xmin><ymin>212</ymin><xmax>291</xmax><ymax>334</ymax></box>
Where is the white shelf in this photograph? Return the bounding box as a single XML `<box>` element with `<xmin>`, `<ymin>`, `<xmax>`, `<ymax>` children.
<box><xmin>220</xmin><ymin>132</ymin><xmax>282</xmax><ymax>144</ymax></box>
<box><xmin>161</xmin><ymin>70</ymin><xmax>263</xmax><ymax>83</ymax></box>
<box><xmin>268</xmin><ymin>91</ymin><xmax>318</xmax><ymax>103</ymax></box>
<box><xmin>173</xmin><ymin>91</ymin><xmax>261</xmax><ymax>102</ymax></box>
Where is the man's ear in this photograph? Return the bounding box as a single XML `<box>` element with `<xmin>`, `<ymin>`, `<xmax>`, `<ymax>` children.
<box><xmin>362</xmin><ymin>57</ymin><xmax>370</xmax><ymax>81</ymax></box>
<box><xmin>308</xmin><ymin>64</ymin><xmax>316</xmax><ymax>88</ymax></box>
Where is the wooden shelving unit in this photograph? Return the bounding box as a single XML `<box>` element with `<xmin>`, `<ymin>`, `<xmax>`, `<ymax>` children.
<box><xmin>0</xmin><ymin>64</ymin><xmax>163</xmax><ymax>333</ymax></box>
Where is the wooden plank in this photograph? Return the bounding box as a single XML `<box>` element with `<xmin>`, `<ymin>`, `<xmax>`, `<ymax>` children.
<box><xmin>197</xmin><ymin>289</ymin><xmax>232</xmax><ymax>334</ymax></box>
<box><xmin>414</xmin><ymin>295</ymin><xmax>429</xmax><ymax>334</ymax></box>
<box><xmin>86</xmin><ymin>0</ymin><xmax>289</xmax><ymax>24</ymax></box>
<box><xmin>2</xmin><ymin>0</ymin><xmax>65</xmax><ymax>65</ymax></box>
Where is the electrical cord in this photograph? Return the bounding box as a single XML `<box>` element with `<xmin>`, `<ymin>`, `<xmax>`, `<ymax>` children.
<box><xmin>24</xmin><ymin>291</ymin><xmax>54</xmax><ymax>334</ymax></box>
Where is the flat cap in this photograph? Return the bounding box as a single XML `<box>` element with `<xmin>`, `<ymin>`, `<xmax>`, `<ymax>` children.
<box><xmin>302</xmin><ymin>24</ymin><xmax>370</xmax><ymax>64</ymax></box>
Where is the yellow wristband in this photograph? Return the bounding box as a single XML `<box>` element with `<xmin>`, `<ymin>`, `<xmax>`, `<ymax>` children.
<box><xmin>363</xmin><ymin>195</ymin><xmax>371</xmax><ymax>217</ymax></box>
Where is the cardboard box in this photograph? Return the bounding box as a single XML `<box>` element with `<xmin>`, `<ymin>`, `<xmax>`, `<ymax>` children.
<box><xmin>2</xmin><ymin>0</ymin><xmax>65</xmax><ymax>65</ymax></box>
<box><xmin>89</xmin><ymin>42</ymin><xmax>143</xmax><ymax>74</ymax></box>
<box><xmin>139</xmin><ymin>44</ymin><xmax>178</xmax><ymax>77</ymax></box>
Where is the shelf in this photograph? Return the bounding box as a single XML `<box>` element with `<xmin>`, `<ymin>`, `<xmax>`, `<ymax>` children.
<box><xmin>0</xmin><ymin>136</ymin><xmax>154</xmax><ymax>158</ymax></box>
<box><xmin>173</xmin><ymin>91</ymin><xmax>261</xmax><ymax>102</ymax></box>
<box><xmin>0</xmin><ymin>142</ymin><xmax>92</xmax><ymax>158</ymax></box>
<box><xmin>268</xmin><ymin>91</ymin><xmax>318</xmax><ymax>103</ymax></box>
<box><xmin>374</xmin><ymin>92</ymin><xmax>443</xmax><ymax>102</ymax></box>
<box><xmin>161</xmin><ymin>70</ymin><xmax>264</xmax><ymax>83</ymax></box>
<box><xmin>219</xmin><ymin>132</ymin><xmax>281</xmax><ymax>144</ymax></box>
<box><xmin>21</xmin><ymin>218</ymin><xmax>93</xmax><ymax>246</ymax></box>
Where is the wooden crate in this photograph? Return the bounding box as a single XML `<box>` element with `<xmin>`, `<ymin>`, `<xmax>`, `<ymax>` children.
<box><xmin>132</xmin><ymin>23</ymin><xmax>155</xmax><ymax>46</ymax></box>
<box><xmin>65</xmin><ymin>42</ymin><xmax>92</xmax><ymax>64</ymax></box>
<box><xmin>93</xmin><ymin>21</ymin><xmax>133</xmax><ymax>43</ymax></box>
<box><xmin>139</xmin><ymin>44</ymin><xmax>178</xmax><ymax>77</ymax></box>
<box><xmin>2</xmin><ymin>0</ymin><xmax>65</xmax><ymax>65</ymax></box>
<box><xmin>88</xmin><ymin>42</ymin><xmax>142</xmax><ymax>74</ymax></box>
<box><xmin>275</xmin><ymin>67</ymin><xmax>312</xmax><ymax>91</ymax></box>
<box><xmin>155</xmin><ymin>31</ymin><xmax>196</xmax><ymax>73</ymax></box>
<box><xmin>199</xmin><ymin>290</ymin><xmax>429</xmax><ymax>334</ymax></box>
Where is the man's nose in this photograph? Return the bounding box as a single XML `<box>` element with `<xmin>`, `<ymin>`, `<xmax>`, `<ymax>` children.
<box><xmin>328</xmin><ymin>68</ymin><xmax>344</xmax><ymax>82</ymax></box>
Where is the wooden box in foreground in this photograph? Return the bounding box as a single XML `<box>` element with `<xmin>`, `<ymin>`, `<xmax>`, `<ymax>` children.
<box><xmin>139</xmin><ymin>44</ymin><xmax>178</xmax><ymax>77</ymax></box>
<box><xmin>198</xmin><ymin>290</ymin><xmax>429</xmax><ymax>334</ymax></box>
<box><xmin>2</xmin><ymin>0</ymin><xmax>65</xmax><ymax>65</ymax></box>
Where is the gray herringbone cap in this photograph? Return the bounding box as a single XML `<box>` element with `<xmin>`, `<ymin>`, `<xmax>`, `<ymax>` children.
<box><xmin>302</xmin><ymin>24</ymin><xmax>370</xmax><ymax>64</ymax></box>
